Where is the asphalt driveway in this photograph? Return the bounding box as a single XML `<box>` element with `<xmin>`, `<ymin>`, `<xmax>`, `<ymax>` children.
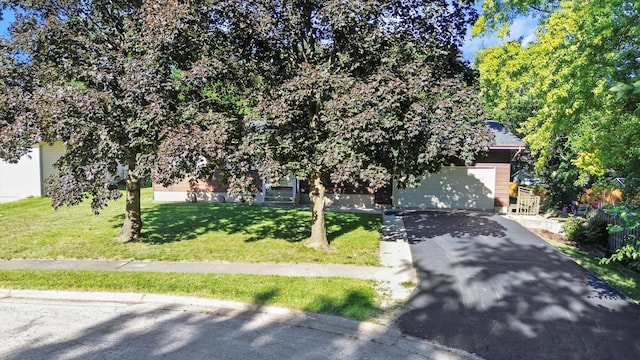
<box><xmin>396</xmin><ymin>211</ymin><xmax>640</xmax><ymax>360</ymax></box>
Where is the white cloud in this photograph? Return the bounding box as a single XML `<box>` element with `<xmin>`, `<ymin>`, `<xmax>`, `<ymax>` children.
<box><xmin>509</xmin><ymin>17</ymin><xmax>539</xmax><ymax>46</ymax></box>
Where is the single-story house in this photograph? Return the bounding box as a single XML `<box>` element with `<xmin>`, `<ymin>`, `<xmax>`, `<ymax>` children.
<box><xmin>155</xmin><ymin>121</ymin><xmax>525</xmax><ymax>213</ymax></box>
<box><xmin>153</xmin><ymin>170</ymin><xmax>266</xmax><ymax>203</ymax></box>
<box><xmin>391</xmin><ymin>121</ymin><xmax>525</xmax><ymax>213</ymax></box>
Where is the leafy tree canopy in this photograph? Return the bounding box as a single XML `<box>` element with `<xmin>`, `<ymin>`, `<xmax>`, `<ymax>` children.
<box><xmin>0</xmin><ymin>0</ymin><xmax>246</xmax><ymax>242</ymax></box>
<box><xmin>220</xmin><ymin>0</ymin><xmax>493</xmax><ymax>249</ymax></box>
<box><xmin>472</xmin><ymin>0</ymin><xmax>560</xmax><ymax>37</ymax></box>
<box><xmin>476</xmin><ymin>0</ymin><xmax>640</xmax><ymax>205</ymax></box>
<box><xmin>1</xmin><ymin>0</ymin><xmax>492</xmax><ymax>249</ymax></box>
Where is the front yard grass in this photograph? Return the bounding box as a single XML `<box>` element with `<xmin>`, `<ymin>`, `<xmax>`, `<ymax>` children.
<box><xmin>0</xmin><ymin>270</ymin><xmax>382</xmax><ymax>320</ymax></box>
<box><xmin>0</xmin><ymin>188</ymin><xmax>385</xmax><ymax>320</ymax></box>
<box><xmin>0</xmin><ymin>187</ymin><xmax>380</xmax><ymax>265</ymax></box>
<box><xmin>543</xmin><ymin>237</ymin><xmax>640</xmax><ymax>302</ymax></box>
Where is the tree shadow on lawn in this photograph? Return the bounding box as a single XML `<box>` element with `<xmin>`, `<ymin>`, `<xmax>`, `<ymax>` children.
<box><xmin>119</xmin><ymin>202</ymin><xmax>379</xmax><ymax>245</ymax></box>
<box><xmin>305</xmin><ymin>290</ymin><xmax>383</xmax><ymax>320</ymax></box>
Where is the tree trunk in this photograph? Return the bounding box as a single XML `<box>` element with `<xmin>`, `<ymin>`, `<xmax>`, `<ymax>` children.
<box><xmin>116</xmin><ymin>162</ymin><xmax>142</xmax><ymax>243</ymax></box>
<box><xmin>305</xmin><ymin>171</ymin><xmax>330</xmax><ymax>251</ymax></box>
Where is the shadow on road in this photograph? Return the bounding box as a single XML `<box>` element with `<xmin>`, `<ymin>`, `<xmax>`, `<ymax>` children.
<box><xmin>2</xmin><ymin>290</ymin><xmax>466</xmax><ymax>360</ymax></box>
<box><xmin>404</xmin><ymin>211</ymin><xmax>507</xmax><ymax>243</ymax></box>
<box><xmin>397</xmin><ymin>212</ymin><xmax>640</xmax><ymax>360</ymax></box>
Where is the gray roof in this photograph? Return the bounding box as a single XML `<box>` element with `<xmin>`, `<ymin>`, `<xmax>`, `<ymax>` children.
<box><xmin>486</xmin><ymin>121</ymin><xmax>525</xmax><ymax>150</ymax></box>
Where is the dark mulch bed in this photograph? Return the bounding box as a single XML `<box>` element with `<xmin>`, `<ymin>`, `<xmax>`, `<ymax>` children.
<box><xmin>528</xmin><ymin>228</ymin><xmax>612</xmax><ymax>258</ymax></box>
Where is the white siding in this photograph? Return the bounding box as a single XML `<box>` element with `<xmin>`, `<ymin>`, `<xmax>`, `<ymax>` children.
<box><xmin>0</xmin><ymin>147</ymin><xmax>43</xmax><ymax>202</ymax></box>
<box><xmin>0</xmin><ymin>142</ymin><xmax>66</xmax><ymax>203</ymax></box>
<box><xmin>40</xmin><ymin>142</ymin><xmax>66</xmax><ymax>184</ymax></box>
<box><xmin>393</xmin><ymin>166</ymin><xmax>496</xmax><ymax>210</ymax></box>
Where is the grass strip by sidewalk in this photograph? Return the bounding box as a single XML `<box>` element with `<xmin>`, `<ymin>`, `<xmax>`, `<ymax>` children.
<box><xmin>543</xmin><ymin>237</ymin><xmax>640</xmax><ymax>302</ymax></box>
<box><xmin>0</xmin><ymin>187</ymin><xmax>380</xmax><ymax>265</ymax></box>
<box><xmin>0</xmin><ymin>270</ymin><xmax>382</xmax><ymax>321</ymax></box>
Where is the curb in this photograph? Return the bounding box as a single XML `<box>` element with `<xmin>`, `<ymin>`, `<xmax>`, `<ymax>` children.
<box><xmin>0</xmin><ymin>288</ymin><xmax>482</xmax><ymax>360</ymax></box>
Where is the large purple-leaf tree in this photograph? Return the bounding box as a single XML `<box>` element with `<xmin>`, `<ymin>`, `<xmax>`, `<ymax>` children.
<box><xmin>0</xmin><ymin>0</ymin><xmax>242</xmax><ymax>242</ymax></box>
<box><xmin>221</xmin><ymin>0</ymin><xmax>493</xmax><ymax>250</ymax></box>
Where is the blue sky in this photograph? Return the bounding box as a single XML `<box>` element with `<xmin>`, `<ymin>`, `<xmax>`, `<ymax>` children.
<box><xmin>1</xmin><ymin>9</ymin><xmax>537</xmax><ymax>63</ymax></box>
<box><xmin>461</xmin><ymin>16</ymin><xmax>539</xmax><ymax>62</ymax></box>
<box><xmin>0</xmin><ymin>10</ymin><xmax>13</xmax><ymax>38</ymax></box>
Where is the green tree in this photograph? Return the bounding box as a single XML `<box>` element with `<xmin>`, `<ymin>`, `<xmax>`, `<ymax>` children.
<box><xmin>472</xmin><ymin>0</ymin><xmax>559</xmax><ymax>37</ymax></box>
<box><xmin>475</xmin><ymin>41</ymin><xmax>534</xmax><ymax>133</ymax></box>
<box><xmin>222</xmin><ymin>0</ymin><xmax>493</xmax><ymax>250</ymax></box>
<box><xmin>0</xmin><ymin>1</ymin><xmax>243</xmax><ymax>242</ymax></box>
<box><xmin>476</xmin><ymin>0</ymin><xmax>640</xmax><ymax>204</ymax></box>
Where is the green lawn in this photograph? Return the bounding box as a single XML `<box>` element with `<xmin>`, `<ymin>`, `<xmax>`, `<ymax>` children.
<box><xmin>0</xmin><ymin>188</ymin><xmax>385</xmax><ymax>320</ymax></box>
<box><xmin>543</xmin><ymin>237</ymin><xmax>640</xmax><ymax>302</ymax></box>
<box><xmin>0</xmin><ymin>270</ymin><xmax>382</xmax><ymax>320</ymax></box>
<box><xmin>0</xmin><ymin>187</ymin><xmax>380</xmax><ymax>265</ymax></box>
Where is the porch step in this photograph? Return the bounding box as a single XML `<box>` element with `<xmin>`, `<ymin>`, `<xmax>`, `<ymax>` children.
<box><xmin>263</xmin><ymin>197</ymin><xmax>294</xmax><ymax>202</ymax></box>
<box><xmin>262</xmin><ymin>201</ymin><xmax>296</xmax><ymax>208</ymax></box>
<box><xmin>263</xmin><ymin>187</ymin><xmax>295</xmax><ymax>207</ymax></box>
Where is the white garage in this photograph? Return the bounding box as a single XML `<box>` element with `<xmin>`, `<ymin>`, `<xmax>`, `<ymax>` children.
<box><xmin>393</xmin><ymin>166</ymin><xmax>496</xmax><ymax>211</ymax></box>
<box><xmin>0</xmin><ymin>142</ymin><xmax>130</xmax><ymax>203</ymax></box>
<box><xmin>0</xmin><ymin>142</ymin><xmax>66</xmax><ymax>203</ymax></box>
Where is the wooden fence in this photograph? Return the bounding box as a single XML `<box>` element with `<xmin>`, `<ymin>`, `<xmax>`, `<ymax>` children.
<box><xmin>595</xmin><ymin>210</ymin><xmax>640</xmax><ymax>250</ymax></box>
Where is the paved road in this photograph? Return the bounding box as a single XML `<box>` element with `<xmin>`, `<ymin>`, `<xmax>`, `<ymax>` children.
<box><xmin>396</xmin><ymin>211</ymin><xmax>640</xmax><ymax>360</ymax></box>
<box><xmin>0</xmin><ymin>295</ymin><xmax>478</xmax><ymax>360</ymax></box>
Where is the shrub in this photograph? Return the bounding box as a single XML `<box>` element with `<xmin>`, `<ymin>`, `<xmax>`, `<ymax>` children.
<box><xmin>600</xmin><ymin>205</ymin><xmax>640</xmax><ymax>271</ymax></box>
<box><xmin>601</xmin><ymin>236</ymin><xmax>640</xmax><ymax>271</ymax></box>
<box><xmin>563</xmin><ymin>216</ymin><xmax>585</xmax><ymax>242</ymax></box>
<box><xmin>582</xmin><ymin>217</ymin><xmax>609</xmax><ymax>245</ymax></box>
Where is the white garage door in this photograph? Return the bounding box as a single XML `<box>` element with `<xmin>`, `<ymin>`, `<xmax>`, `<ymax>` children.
<box><xmin>393</xmin><ymin>166</ymin><xmax>496</xmax><ymax>210</ymax></box>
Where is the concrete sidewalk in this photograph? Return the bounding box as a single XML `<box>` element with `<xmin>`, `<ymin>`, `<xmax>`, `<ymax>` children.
<box><xmin>0</xmin><ymin>259</ymin><xmax>397</xmax><ymax>280</ymax></box>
